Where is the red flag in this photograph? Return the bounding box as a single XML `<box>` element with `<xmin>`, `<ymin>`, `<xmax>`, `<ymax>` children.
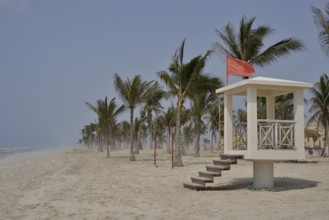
<box><xmin>226</xmin><ymin>56</ymin><xmax>255</xmax><ymax>77</ymax></box>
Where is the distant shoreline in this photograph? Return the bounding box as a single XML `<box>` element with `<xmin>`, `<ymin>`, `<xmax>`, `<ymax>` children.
<box><xmin>0</xmin><ymin>146</ymin><xmax>41</xmax><ymax>159</ymax></box>
<box><xmin>0</xmin><ymin>146</ymin><xmax>73</xmax><ymax>166</ymax></box>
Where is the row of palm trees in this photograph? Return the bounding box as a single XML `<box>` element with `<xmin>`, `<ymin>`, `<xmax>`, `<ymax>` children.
<box><xmin>81</xmin><ymin>3</ymin><xmax>329</xmax><ymax>165</ymax></box>
<box><xmin>82</xmin><ymin>39</ymin><xmax>223</xmax><ymax>165</ymax></box>
<box><xmin>84</xmin><ymin>97</ymin><xmax>125</xmax><ymax>158</ymax></box>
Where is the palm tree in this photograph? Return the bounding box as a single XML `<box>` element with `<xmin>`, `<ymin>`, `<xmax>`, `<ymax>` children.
<box><xmin>85</xmin><ymin>97</ymin><xmax>125</xmax><ymax>157</ymax></box>
<box><xmin>94</xmin><ymin>123</ymin><xmax>104</xmax><ymax>152</ymax></box>
<box><xmin>258</xmin><ymin>93</ymin><xmax>306</xmax><ymax>120</ymax></box>
<box><xmin>180</xmin><ymin>108</ymin><xmax>193</xmax><ymax>155</ymax></box>
<box><xmin>114</xmin><ymin>74</ymin><xmax>155</xmax><ymax>161</ymax></box>
<box><xmin>111</xmin><ymin>123</ymin><xmax>121</xmax><ymax>150</ymax></box>
<box><xmin>206</xmin><ymin>106</ymin><xmax>218</xmax><ymax>153</ymax></box>
<box><xmin>131</xmin><ymin>110</ymin><xmax>148</xmax><ymax>153</ymax></box>
<box><xmin>133</xmin><ymin>117</ymin><xmax>142</xmax><ymax>153</ymax></box>
<box><xmin>232</xmin><ymin>108</ymin><xmax>247</xmax><ymax>150</ymax></box>
<box><xmin>182</xmin><ymin>123</ymin><xmax>195</xmax><ymax>151</ymax></box>
<box><xmin>190</xmin><ymin>90</ymin><xmax>219</xmax><ymax>157</ymax></box>
<box><xmin>233</xmin><ymin>108</ymin><xmax>247</xmax><ymax>123</ymax></box>
<box><xmin>141</xmin><ymin>83</ymin><xmax>165</xmax><ymax>150</ymax></box>
<box><xmin>158</xmin><ymin>105</ymin><xmax>176</xmax><ymax>153</ymax></box>
<box><xmin>213</xmin><ymin>16</ymin><xmax>304</xmax><ymax>79</ymax></box>
<box><xmin>81</xmin><ymin>123</ymin><xmax>97</xmax><ymax>149</ymax></box>
<box><xmin>154</xmin><ymin>115</ymin><xmax>166</xmax><ymax>149</ymax></box>
<box><xmin>202</xmin><ymin>137</ymin><xmax>210</xmax><ymax>150</ymax></box>
<box><xmin>275</xmin><ymin>94</ymin><xmax>294</xmax><ymax>120</ymax></box>
<box><xmin>117</xmin><ymin>120</ymin><xmax>130</xmax><ymax>149</ymax></box>
<box><xmin>256</xmin><ymin>97</ymin><xmax>267</xmax><ymax>119</ymax></box>
<box><xmin>158</xmin><ymin>39</ymin><xmax>220</xmax><ymax>166</ymax></box>
<box><xmin>205</xmin><ymin>98</ymin><xmax>223</xmax><ymax>153</ymax></box>
<box><xmin>308</xmin><ymin>73</ymin><xmax>329</xmax><ymax>156</ymax></box>
<box><xmin>312</xmin><ymin>3</ymin><xmax>329</xmax><ymax>56</ymax></box>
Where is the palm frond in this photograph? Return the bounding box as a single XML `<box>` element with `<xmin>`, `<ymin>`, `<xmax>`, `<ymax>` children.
<box><xmin>312</xmin><ymin>4</ymin><xmax>329</xmax><ymax>56</ymax></box>
<box><xmin>179</xmin><ymin>39</ymin><xmax>185</xmax><ymax>66</ymax></box>
<box><xmin>213</xmin><ymin>16</ymin><xmax>304</xmax><ymax>72</ymax></box>
<box><xmin>85</xmin><ymin>101</ymin><xmax>99</xmax><ymax>115</ymax></box>
<box><xmin>214</xmin><ymin>23</ymin><xmax>241</xmax><ymax>58</ymax></box>
<box><xmin>114</xmin><ymin>73</ymin><xmax>129</xmax><ymax>106</ymax></box>
<box><xmin>157</xmin><ymin>71</ymin><xmax>178</xmax><ymax>96</ymax></box>
<box><xmin>252</xmin><ymin>38</ymin><xmax>305</xmax><ymax>66</ymax></box>
<box><xmin>212</xmin><ymin>41</ymin><xmax>235</xmax><ymax>58</ymax></box>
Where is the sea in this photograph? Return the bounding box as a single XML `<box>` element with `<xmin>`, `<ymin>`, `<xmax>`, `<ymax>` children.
<box><xmin>0</xmin><ymin>146</ymin><xmax>41</xmax><ymax>159</ymax></box>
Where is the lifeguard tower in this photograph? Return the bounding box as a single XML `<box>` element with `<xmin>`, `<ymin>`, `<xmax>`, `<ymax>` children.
<box><xmin>184</xmin><ymin>77</ymin><xmax>312</xmax><ymax>190</ymax></box>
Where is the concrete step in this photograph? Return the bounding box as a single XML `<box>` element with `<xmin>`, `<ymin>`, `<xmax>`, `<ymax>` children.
<box><xmin>184</xmin><ymin>154</ymin><xmax>243</xmax><ymax>191</ymax></box>
<box><xmin>183</xmin><ymin>182</ymin><xmax>206</xmax><ymax>191</ymax></box>
<box><xmin>198</xmin><ymin>171</ymin><xmax>222</xmax><ymax>178</ymax></box>
<box><xmin>206</xmin><ymin>165</ymin><xmax>230</xmax><ymax>173</ymax></box>
<box><xmin>183</xmin><ymin>182</ymin><xmax>237</xmax><ymax>191</ymax></box>
<box><xmin>220</xmin><ymin>154</ymin><xmax>244</xmax><ymax>161</ymax></box>
<box><xmin>191</xmin><ymin>176</ymin><xmax>213</xmax><ymax>185</ymax></box>
<box><xmin>213</xmin><ymin>159</ymin><xmax>235</xmax><ymax>166</ymax></box>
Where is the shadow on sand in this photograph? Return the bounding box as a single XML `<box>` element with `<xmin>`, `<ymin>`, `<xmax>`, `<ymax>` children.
<box><xmin>206</xmin><ymin>177</ymin><xmax>320</xmax><ymax>192</ymax></box>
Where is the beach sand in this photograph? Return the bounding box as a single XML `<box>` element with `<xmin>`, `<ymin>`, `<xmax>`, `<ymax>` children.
<box><xmin>0</xmin><ymin>148</ymin><xmax>329</xmax><ymax>220</ymax></box>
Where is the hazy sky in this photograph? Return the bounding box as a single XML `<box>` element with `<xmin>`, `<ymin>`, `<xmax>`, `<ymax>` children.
<box><xmin>0</xmin><ymin>0</ymin><xmax>328</xmax><ymax>148</ymax></box>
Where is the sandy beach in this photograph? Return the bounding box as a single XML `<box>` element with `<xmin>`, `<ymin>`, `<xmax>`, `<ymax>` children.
<box><xmin>0</xmin><ymin>148</ymin><xmax>329</xmax><ymax>220</ymax></box>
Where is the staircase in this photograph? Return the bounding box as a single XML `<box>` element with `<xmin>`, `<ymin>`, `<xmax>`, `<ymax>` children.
<box><xmin>183</xmin><ymin>154</ymin><xmax>244</xmax><ymax>191</ymax></box>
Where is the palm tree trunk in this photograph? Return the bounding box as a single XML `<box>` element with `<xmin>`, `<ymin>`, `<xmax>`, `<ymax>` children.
<box><xmin>149</xmin><ymin>134</ymin><xmax>153</xmax><ymax>149</ymax></box>
<box><xmin>106</xmin><ymin>141</ymin><xmax>110</xmax><ymax>158</ymax></box>
<box><xmin>174</xmin><ymin>104</ymin><xmax>183</xmax><ymax>167</ymax></box>
<box><xmin>147</xmin><ymin>110</ymin><xmax>153</xmax><ymax>149</ymax></box>
<box><xmin>149</xmin><ymin>113</ymin><xmax>153</xmax><ymax>150</ymax></box>
<box><xmin>219</xmin><ymin>128</ymin><xmax>224</xmax><ymax>152</ymax></box>
<box><xmin>218</xmin><ymin>98</ymin><xmax>222</xmax><ymax>152</ymax></box>
<box><xmin>98</xmin><ymin>135</ymin><xmax>101</xmax><ymax>152</ymax></box>
<box><xmin>106</xmin><ymin>132</ymin><xmax>111</xmax><ymax>158</ymax></box>
<box><xmin>195</xmin><ymin>125</ymin><xmax>200</xmax><ymax>157</ymax></box>
<box><xmin>130</xmin><ymin>109</ymin><xmax>136</xmax><ymax>161</ymax></box>
<box><xmin>99</xmin><ymin>137</ymin><xmax>102</xmax><ymax>151</ymax></box>
<box><xmin>134</xmin><ymin>129</ymin><xmax>140</xmax><ymax>154</ymax></box>
<box><xmin>182</xmin><ymin>140</ymin><xmax>187</xmax><ymax>155</ymax></box>
<box><xmin>211</xmin><ymin>129</ymin><xmax>214</xmax><ymax>153</ymax></box>
<box><xmin>325</xmin><ymin>119</ymin><xmax>329</xmax><ymax>156</ymax></box>
<box><xmin>110</xmin><ymin>137</ymin><xmax>114</xmax><ymax>150</ymax></box>
<box><xmin>167</xmin><ymin>128</ymin><xmax>171</xmax><ymax>153</ymax></box>
<box><xmin>138</xmin><ymin>138</ymin><xmax>142</xmax><ymax>151</ymax></box>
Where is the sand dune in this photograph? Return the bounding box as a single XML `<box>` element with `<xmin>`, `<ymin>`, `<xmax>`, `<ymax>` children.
<box><xmin>0</xmin><ymin>148</ymin><xmax>328</xmax><ymax>219</ymax></box>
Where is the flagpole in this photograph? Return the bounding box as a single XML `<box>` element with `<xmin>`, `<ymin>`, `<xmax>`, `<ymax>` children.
<box><xmin>218</xmin><ymin>94</ymin><xmax>222</xmax><ymax>153</ymax></box>
<box><xmin>226</xmin><ymin>56</ymin><xmax>228</xmax><ymax>86</ymax></box>
<box><xmin>226</xmin><ymin>56</ymin><xmax>228</xmax><ymax>85</ymax></box>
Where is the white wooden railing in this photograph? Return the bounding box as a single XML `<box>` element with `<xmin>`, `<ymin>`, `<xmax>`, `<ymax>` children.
<box><xmin>257</xmin><ymin>119</ymin><xmax>296</xmax><ymax>150</ymax></box>
<box><xmin>232</xmin><ymin>120</ymin><xmax>296</xmax><ymax>150</ymax></box>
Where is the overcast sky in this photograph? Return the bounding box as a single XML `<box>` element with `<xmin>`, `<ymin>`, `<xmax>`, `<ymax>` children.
<box><xmin>0</xmin><ymin>0</ymin><xmax>328</xmax><ymax>148</ymax></box>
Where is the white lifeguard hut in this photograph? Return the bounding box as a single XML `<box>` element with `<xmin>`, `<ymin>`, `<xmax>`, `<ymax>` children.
<box><xmin>216</xmin><ymin>77</ymin><xmax>312</xmax><ymax>188</ymax></box>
